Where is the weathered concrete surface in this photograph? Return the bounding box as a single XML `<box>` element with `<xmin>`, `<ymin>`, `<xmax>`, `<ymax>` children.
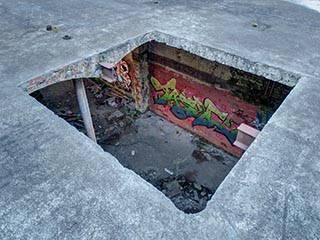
<box><xmin>285</xmin><ymin>0</ymin><xmax>320</xmax><ymax>12</ymax></box>
<box><xmin>1</xmin><ymin>0</ymin><xmax>320</xmax><ymax>239</ymax></box>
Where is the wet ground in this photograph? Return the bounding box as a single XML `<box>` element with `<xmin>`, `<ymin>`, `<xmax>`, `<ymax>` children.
<box><xmin>32</xmin><ymin>79</ymin><xmax>239</xmax><ymax>213</ymax></box>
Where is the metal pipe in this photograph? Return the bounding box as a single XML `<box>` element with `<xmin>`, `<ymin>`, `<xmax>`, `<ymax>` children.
<box><xmin>73</xmin><ymin>78</ymin><xmax>97</xmax><ymax>142</ymax></box>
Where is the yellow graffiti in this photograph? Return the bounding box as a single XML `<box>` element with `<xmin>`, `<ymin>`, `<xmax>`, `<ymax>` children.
<box><xmin>151</xmin><ymin>76</ymin><xmax>229</xmax><ymax>120</ymax></box>
<box><xmin>203</xmin><ymin>98</ymin><xmax>228</xmax><ymax>121</ymax></box>
<box><xmin>150</xmin><ymin>77</ymin><xmax>176</xmax><ymax>91</ymax></box>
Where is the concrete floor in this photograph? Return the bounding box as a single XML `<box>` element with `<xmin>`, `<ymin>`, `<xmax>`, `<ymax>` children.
<box><xmin>105</xmin><ymin>112</ymin><xmax>238</xmax><ymax>191</ymax></box>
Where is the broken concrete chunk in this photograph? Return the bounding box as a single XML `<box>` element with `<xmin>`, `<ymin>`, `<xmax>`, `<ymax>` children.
<box><xmin>167</xmin><ymin>188</ymin><xmax>182</xmax><ymax>198</ymax></box>
<box><xmin>193</xmin><ymin>190</ymin><xmax>199</xmax><ymax>202</ymax></box>
<box><xmin>164</xmin><ymin>180</ymin><xmax>180</xmax><ymax>192</ymax></box>
<box><xmin>193</xmin><ymin>183</ymin><xmax>202</xmax><ymax>191</ymax></box>
<box><xmin>200</xmin><ymin>191</ymin><xmax>207</xmax><ymax>197</ymax></box>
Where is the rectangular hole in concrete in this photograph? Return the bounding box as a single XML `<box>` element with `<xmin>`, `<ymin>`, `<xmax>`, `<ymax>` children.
<box><xmin>30</xmin><ymin>41</ymin><xmax>294</xmax><ymax>213</ymax></box>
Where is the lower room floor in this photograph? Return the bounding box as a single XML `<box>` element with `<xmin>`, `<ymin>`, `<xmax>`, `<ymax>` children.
<box><xmin>32</xmin><ymin>78</ymin><xmax>239</xmax><ymax>213</ymax></box>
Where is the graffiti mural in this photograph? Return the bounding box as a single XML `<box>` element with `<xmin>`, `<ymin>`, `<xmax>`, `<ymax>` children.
<box><xmin>150</xmin><ymin>77</ymin><xmax>239</xmax><ymax>144</ymax></box>
<box><xmin>148</xmin><ymin>63</ymin><xmax>260</xmax><ymax>157</ymax></box>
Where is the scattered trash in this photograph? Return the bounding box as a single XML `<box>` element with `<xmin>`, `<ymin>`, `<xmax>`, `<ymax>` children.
<box><xmin>52</xmin><ymin>27</ymin><xmax>59</xmax><ymax>33</ymax></box>
<box><xmin>164</xmin><ymin>168</ymin><xmax>174</xmax><ymax>175</ymax></box>
<box><xmin>131</xmin><ymin>150</ymin><xmax>136</xmax><ymax>156</ymax></box>
<box><xmin>46</xmin><ymin>25</ymin><xmax>59</xmax><ymax>32</ymax></box>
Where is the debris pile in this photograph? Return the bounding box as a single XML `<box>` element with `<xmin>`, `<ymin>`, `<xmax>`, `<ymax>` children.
<box><xmin>86</xmin><ymin>79</ymin><xmax>139</xmax><ymax>145</ymax></box>
<box><xmin>153</xmin><ymin>175</ymin><xmax>214</xmax><ymax>214</ymax></box>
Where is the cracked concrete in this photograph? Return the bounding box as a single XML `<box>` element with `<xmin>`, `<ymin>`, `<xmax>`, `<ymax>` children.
<box><xmin>1</xmin><ymin>0</ymin><xmax>320</xmax><ymax>239</ymax></box>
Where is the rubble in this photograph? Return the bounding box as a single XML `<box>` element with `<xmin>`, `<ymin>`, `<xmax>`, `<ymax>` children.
<box><xmin>153</xmin><ymin>175</ymin><xmax>214</xmax><ymax>214</ymax></box>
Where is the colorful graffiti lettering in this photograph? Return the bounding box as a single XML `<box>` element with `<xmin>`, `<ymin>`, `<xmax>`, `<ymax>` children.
<box><xmin>116</xmin><ymin>60</ymin><xmax>132</xmax><ymax>89</ymax></box>
<box><xmin>150</xmin><ymin>76</ymin><xmax>239</xmax><ymax>144</ymax></box>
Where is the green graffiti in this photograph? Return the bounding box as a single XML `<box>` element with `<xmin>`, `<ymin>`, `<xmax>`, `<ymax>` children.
<box><xmin>150</xmin><ymin>76</ymin><xmax>239</xmax><ymax>144</ymax></box>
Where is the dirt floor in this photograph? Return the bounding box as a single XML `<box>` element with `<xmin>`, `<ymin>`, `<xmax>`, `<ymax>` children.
<box><xmin>32</xmin><ymin>79</ymin><xmax>239</xmax><ymax>213</ymax></box>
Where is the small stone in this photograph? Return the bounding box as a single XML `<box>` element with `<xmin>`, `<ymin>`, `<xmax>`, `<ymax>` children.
<box><xmin>131</xmin><ymin>150</ymin><xmax>135</xmax><ymax>156</ymax></box>
<box><xmin>200</xmin><ymin>191</ymin><xmax>206</xmax><ymax>197</ymax></box>
<box><xmin>193</xmin><ymin>183</ymin><xmax>202</xmax><ymax>191</ymax></box>
<box><xmin>251</xmin><ymin>22</ymin><xmax>258</xmax><ymax>28</ymax></box>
